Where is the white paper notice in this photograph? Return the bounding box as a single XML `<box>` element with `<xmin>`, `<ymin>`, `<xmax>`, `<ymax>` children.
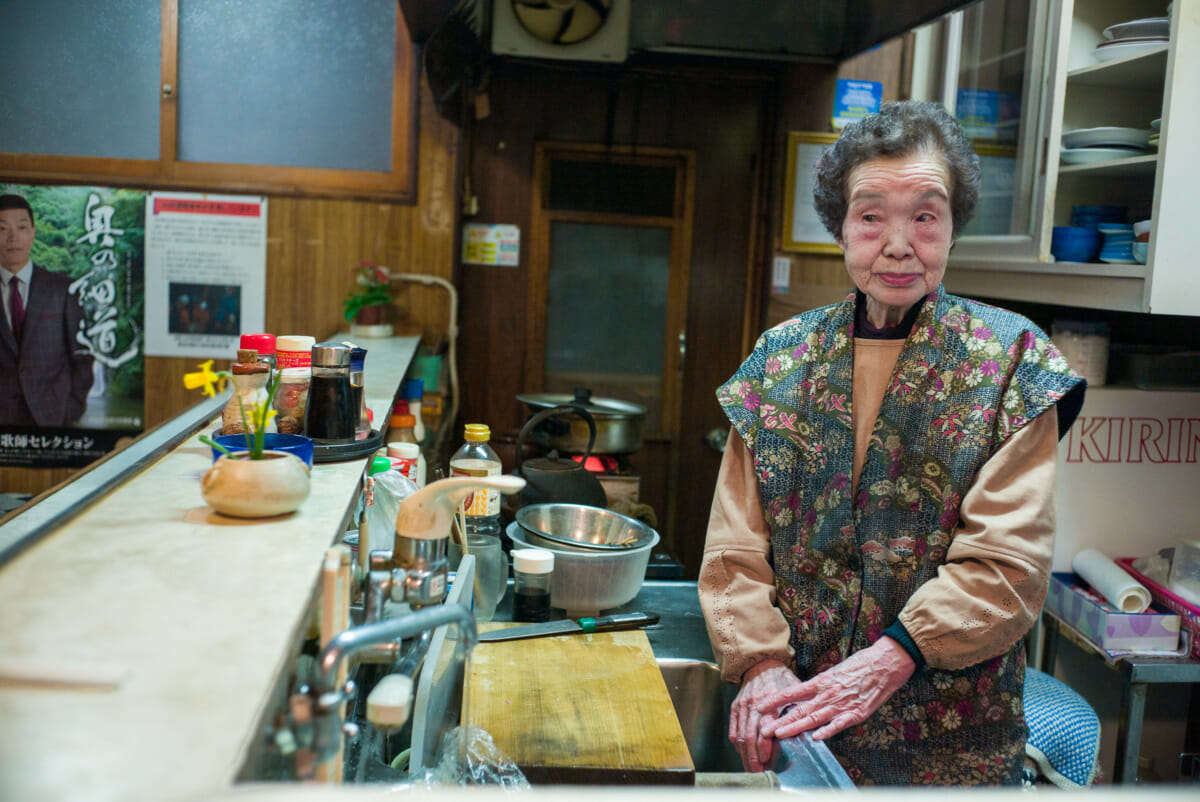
<box><xmin>144</xmin><ymin>192</ymin><xmax>267</xmax><ymax>357</ymax></box>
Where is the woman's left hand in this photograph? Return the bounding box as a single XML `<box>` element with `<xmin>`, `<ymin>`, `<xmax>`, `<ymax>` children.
<box><xmin>756</xmin><ymin>636</ymin><xmax>916</xmax><ymax>741</ymax></box>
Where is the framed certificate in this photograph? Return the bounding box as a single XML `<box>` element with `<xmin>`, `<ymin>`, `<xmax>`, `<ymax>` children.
<box><xmin>781</xmin><ymin>131</ymin><xmax>842</xmax><ymax>254</ymax></box>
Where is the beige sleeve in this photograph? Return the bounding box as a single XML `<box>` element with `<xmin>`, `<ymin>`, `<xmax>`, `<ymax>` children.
<box><xmin>898</xmin><ymin>407</ymin><xmax>1059</xmax><ymax>670</ymax></box>
<box><xmin>698</xmin><ymin>428</ymin><xmax>794</xmax><ymax>683</ymax></box>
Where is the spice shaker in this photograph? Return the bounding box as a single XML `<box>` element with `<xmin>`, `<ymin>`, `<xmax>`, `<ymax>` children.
<box><xmin>276</xmin><ymin>334</ymin><xmax>316</xmax><ymax>370</ymax></box>
<box><xmin>240</xmin><ymin>333</ymin><xmax>277</xmax><ymax>374</ymax></box>
<box><xmin>305</xmin><ymin>342</ymin><xmax>356</xmax><ymax>443</ymax></box>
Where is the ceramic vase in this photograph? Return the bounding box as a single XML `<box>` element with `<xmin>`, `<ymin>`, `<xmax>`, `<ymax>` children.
<box><xmin>201</xmin><ymin>450</ymin><xmax>311</xmax><ymax>518</ymax></box>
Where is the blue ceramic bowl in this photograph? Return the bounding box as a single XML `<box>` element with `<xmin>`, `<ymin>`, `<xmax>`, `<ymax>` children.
<box><xmin>1070</xmin><ymin>205</ymin><xmax>1126</xmax><ymax>229</ymax></box>
<box><xmin>210</xmin><ymin>433</ymin><xmax>314</xmax><ymax>467</ymax></box>
<box><xmin>1051</xmin><ymin>226</ymin><xmax>1102</xmax><ymax>263</ymax></box>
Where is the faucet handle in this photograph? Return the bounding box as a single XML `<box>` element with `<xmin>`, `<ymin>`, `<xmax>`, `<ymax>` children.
<box><xmin>395</xmin><ymin>474</ymin><xmax>526</xmax><ymax>541</ymax></box>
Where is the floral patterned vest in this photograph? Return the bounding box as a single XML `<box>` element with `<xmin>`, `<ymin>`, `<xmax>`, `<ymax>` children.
<box><xmin>718</xmin><ymin>286</ymin><xmax>1084</xmax><ymax>785</ymax></box>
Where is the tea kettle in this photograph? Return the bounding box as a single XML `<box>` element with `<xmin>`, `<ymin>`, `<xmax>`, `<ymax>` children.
<box><xmin>513</xmin><ymin>405</ymin><xmax>608</xmax><ymax>510</ymax></box>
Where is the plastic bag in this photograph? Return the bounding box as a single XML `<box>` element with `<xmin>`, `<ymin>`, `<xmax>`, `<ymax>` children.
<box><xmin>1131</xmin><ymin>547</ymin><xmax>1174</xmax><ymax>586</ymax></box>
<box><xmin>365</xmin><ymin>469</ymin><xmax>419</xmax><ymax>555</ymax></box>
<box><xmin>414</xmin><ymin>725</ymin><xmax>530</xmax><ymax>788</ymax></box>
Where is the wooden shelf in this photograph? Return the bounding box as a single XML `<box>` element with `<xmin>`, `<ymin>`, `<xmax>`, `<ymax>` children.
<box><xmin>1058</xmin><ymin>153</ymin><xmax>1159</xmax><ymax>177</ymax></box>
<box><xmin>1068</xmin><ymin>46</ymin><xmax>1168</xmax><ymax>88</ymax></box>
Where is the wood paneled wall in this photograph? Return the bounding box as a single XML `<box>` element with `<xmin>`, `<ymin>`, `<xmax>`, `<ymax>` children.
<box><xmin>1</xmin><ymin>80</ymin><xmax>459</xmax><ymax>498</ymax></box>
<box><xmin>457</xmin><ymin>59</ymin><xmax>816</xmax><ymax>576</ymax></box>
<box><xmin>767</xmin><ymin>37</ymin><xmax>914</xmax><ymax>327</ymax></box>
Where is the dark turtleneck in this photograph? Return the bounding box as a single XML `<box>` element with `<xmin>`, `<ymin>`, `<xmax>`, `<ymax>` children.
<box><xmin>853</xmin><ymin>290</ymin><xmax>923</xmax><ymax>340</ymax></box>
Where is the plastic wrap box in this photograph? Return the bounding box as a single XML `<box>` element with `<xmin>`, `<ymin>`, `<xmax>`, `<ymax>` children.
<box><xmin>1117</xmin><ymin>558</ymin><xmax>1200</xmax><ymax>660</ymax></box>
<box><xmin>1045</xmin><ymin>572</ymin><xmax>1181</xmax><ymax>652</ymax></box>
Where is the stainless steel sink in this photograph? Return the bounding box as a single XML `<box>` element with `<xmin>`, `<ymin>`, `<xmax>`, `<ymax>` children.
<box><xmin>657</xmin><ymin>657</ymin><xmax>742</xmax><ymax>773</ymax></box>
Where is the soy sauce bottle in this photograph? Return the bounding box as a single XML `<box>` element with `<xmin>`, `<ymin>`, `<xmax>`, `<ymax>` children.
<box><xmin>305</xmin><ymin>342</ymin><xmax>356</xmax><ymax>443</ymax></box>
<box><xmin>512</xmin><ymin>548</ymin><xmax>554</xmax><ymax>622</ymax></box>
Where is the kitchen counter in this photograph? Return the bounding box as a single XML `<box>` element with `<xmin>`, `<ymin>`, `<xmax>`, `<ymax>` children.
<box><xmin>0</xmin><ymin>336</ymin><xmax>418</xmax><ymax>802</ymax></box>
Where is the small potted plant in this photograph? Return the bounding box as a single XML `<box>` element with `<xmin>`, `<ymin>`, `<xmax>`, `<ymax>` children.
<box><xmin>343</xmin><ymin>260</ymin><xmax>394</xmax><ymax>328</ymax></box>
<box><xmin>186</xmin><ymin>365</ymin><xmax>312</xmax><ymax>518</ymax></box>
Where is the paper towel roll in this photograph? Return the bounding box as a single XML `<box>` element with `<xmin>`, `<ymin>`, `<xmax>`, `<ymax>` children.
<box><xmin>1072</xmin><ymin>548</ymin><xmax>1151</xmax><ymax>613</ymax></box>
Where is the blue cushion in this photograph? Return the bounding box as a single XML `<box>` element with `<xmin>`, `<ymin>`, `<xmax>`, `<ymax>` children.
<box><xmin>1024</xmin><ymin>667</ymin><xmax>1101</xmax><ymax>788</ymax></box>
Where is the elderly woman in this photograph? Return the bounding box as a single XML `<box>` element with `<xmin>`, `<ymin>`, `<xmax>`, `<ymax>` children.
<box><xmin>698</xmin><ymin>101</ymin><xmax>1086</xmax><ymax>786</ymax></box>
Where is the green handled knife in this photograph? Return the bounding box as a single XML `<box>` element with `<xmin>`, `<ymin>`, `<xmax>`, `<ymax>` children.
<box><xmin>477</xmin><ymin>611</ymin><xmax>660</xmax><ymax>642</ymax></box>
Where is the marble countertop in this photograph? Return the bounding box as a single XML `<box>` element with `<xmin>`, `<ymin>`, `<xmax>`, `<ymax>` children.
<box><xmin>0</xmin><ymin>336</ymin><xmax>418</xmax><ymax>802</ymax></box>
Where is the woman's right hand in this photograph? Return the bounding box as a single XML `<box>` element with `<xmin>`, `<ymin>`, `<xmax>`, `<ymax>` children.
<box><xmin>729</xmin><ymin>659</ymin><xmax>804</xmax><ymax>772</ymax></box>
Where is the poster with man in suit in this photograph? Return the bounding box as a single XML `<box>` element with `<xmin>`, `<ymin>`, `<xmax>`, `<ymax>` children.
<box><xmin>0</xmin><ymin>184</ymin><xmax>144</xmax><ymax>468</ymax></box>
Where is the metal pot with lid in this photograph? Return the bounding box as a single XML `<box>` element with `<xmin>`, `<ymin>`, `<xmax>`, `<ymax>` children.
<box><xmin>516</xmin><ymin>388</ymin><xmax>646</xmax><ymax>455</ymax></box>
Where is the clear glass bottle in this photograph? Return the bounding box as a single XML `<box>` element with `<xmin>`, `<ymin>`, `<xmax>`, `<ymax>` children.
<box><xmin>449</xmin><ymin>423</ymin><xmax>503</xmax><ymax>538</ymax></box>
<box><xmin>347</xmin><ymin>344</ymin><xmax>369</xmax><ymax>440</ymax></box>
<box><xmin>273</xmin><ymin>367</ymin><xmax>310</xmax><ymax>435</ymax></box>
<box><xmin>222</xmin><ymin>348</ymin><xmax>272</xmax><ymax>435</ymax></box>
<box><xmin>305</xmin><ymin>342</ymin><xmax>356</xmax><ymax>443</ymax></box>
<box><xmin>512</xmin><ymin>548</ymin><xmax>554</xmax><ymax>622</ymax></box>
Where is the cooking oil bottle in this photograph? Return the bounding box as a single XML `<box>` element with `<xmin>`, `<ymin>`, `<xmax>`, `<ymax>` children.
<box><xmin>449</xmin><ymin>423</ymin><xmax>503</xmax><ymax>538</ymax></box>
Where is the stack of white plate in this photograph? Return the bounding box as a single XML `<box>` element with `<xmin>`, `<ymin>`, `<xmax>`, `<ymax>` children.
<box><xmin>1060</xmin><ymin>127</ymin><xmax>1154</xmax><ymax>165</ymax></box>
<box><xmin>1093</xmin><ymin>17</ymin><xmax>1169</xmax><ymax>63</ymax></box>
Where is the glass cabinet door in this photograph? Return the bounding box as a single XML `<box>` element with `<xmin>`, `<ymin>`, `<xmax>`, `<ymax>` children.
<box><xmin>926</xmin><ymin>0</ymin><xmax>1057</xmax><ymax>264</ymax></box>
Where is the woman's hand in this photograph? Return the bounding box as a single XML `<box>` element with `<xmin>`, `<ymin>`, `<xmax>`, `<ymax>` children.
<box><xmin>757</xmin><ymin>637</ymin><xmax>916</xmax><ymax>742</ymax></box>
<box><xmin>729</xmin><ymin>659</ymin><xmax>804</xmax><ymax>772</ymax></box>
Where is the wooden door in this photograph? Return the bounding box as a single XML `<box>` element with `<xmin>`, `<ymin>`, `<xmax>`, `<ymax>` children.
<box><xmin>526</xmin><ymin>144</ymin><xmax>694</xmax><ymax>441</ymax></box>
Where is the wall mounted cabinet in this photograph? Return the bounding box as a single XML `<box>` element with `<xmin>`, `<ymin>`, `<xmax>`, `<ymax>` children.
<box><xmin>945</xmin><ymin>0</ymin><xmax>1198</xmax><ymax>316</ymax></box>
<box><xmin>0</xmin><ymin>0</ymin><xmax>418</xmax><ymax>202</ymax></box>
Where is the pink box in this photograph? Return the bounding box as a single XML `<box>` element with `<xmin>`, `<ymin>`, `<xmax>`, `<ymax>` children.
<box><xmin>1045</xmin><ymin>572</ymin><xmax>1181</xmax><ymax>652</ymax></box>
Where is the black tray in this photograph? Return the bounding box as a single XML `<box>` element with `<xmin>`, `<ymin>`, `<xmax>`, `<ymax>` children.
<box><xmin>313</xmin><ymin>428</ymin><xmax>384</xmax><ymax>463</ymax></box>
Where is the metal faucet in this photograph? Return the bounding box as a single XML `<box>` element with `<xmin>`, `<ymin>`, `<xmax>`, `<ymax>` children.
<box><xmin>308</xmin><ymin>602</ymin><xmax>478</xmax><ymax>767</ymax></box>
<box><xmin>361</xmin><ymin>474</ymin><xmax>526</xmax><ymax>622</ymax></box>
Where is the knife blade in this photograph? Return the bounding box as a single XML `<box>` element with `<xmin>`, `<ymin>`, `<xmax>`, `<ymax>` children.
<box><xmin>477</xmin><ymin>611</ymin><xmax>660</xmax><ymax>643</ymax></box>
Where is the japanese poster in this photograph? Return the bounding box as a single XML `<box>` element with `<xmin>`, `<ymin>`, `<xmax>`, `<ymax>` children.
<box><xmin>1</xmin><ymin>183</ymin><xmax>145</xmax><ymax>468</ymax></box>
<box><xmin>144</xmin><ymin>192</ymin><xmax>267</xmax><ymax>358</ymax></box>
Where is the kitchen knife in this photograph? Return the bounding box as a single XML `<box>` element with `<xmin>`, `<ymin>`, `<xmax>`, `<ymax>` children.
<box><xmin>477</xmin><ymin>611</ymin><xmax>660</xmax><ymax>642</ymax></box>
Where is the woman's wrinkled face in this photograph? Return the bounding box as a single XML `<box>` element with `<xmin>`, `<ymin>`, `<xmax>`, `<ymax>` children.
<box><xmin>838</xmin><ymin>152</ymin><xmax>954</xmax><ymax>327</ymax></box>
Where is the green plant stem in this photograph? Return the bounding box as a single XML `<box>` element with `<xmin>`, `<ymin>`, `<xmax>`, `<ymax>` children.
<box><xmin>200</xmin><ymin>435</ymin><xmax>232</xmax><ymax>457</ymax></box>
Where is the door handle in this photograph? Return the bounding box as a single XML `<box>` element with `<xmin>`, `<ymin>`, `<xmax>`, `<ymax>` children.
<box><xmin>704</xmin><ymin>428</ymin><xmax>728</xmax><ymax>453</ymax></box>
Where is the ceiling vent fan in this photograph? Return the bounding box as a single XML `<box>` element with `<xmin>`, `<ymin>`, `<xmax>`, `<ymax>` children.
<box><xmin>491</xmin><ymin>0</ymin><xmax>630</xmax><ymax>62</ymax></box>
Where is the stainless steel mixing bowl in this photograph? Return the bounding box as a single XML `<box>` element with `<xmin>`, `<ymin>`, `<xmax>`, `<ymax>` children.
<box><xmin>515</xmin><ymin>503</ymin><xmax>657</xmax><ymax>552</ymax></box>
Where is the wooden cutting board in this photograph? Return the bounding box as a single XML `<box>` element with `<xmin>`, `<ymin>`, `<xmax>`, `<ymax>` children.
<box><xmin>464</xmin><ymin>626</ymin><xmax>694</xmax><ymax>785</ymax></box>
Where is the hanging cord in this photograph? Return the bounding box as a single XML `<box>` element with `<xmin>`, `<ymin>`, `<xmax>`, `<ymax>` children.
<box><xmin>388</xmin><ymin>274</ymin><xmax>461</xmax><ymax>461</ymax></box>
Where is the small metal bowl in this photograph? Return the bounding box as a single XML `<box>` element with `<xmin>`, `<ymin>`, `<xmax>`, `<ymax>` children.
<box><xmin>516</xmin><ymin>503</ymin><xmax>657</xmax><ymax>552</ymax></box>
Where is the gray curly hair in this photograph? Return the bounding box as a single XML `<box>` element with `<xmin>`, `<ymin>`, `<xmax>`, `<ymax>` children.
<box><xmin>812</xmin><ymin>101</ymin><xmax>981</xmax><ymax>240</ymax></box>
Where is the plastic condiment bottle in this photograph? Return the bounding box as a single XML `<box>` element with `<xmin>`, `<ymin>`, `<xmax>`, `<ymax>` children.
<box><xmin>222</xmin><ymin>349</ymin><xmax>273</xmax><ymax>435</ymax></box>
<box><xmin>512</xmin><ymin>548</ymin><xmax>554</xmax><ymax>622</ymax></box>
<box><xmin>276</xmin><ymin>334</ymin><xmax>316</xmax><ymax>370</ymax></box>
<box><xmin>400</xmin><ymin>379</ymin><xmax>426</xmax><ymax>443</ymax></box>
<box><xmin>449</xmin><ymin>424</ymin><xmax>503</xmax><ymax>538</ymax></box>
<box><xmin>387</xmin><ymin>416</ymin><xmax>425</xmax><ymax>487</ymax></box>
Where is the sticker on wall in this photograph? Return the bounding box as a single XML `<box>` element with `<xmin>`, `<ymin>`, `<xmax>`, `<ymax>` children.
<box><xmin>772</xmin><ymin>256</ymin><xmax>791</xmax><ymax>294</ymax></box>
<box><xmin>832</xmin><ymin>79</ymin><xmax>882</xmax><ymax>130</ymax></box>
<box><xmin>462</xmin><ymin>223</ymin><xmax>520</xmax><ymax>266</ymax></box>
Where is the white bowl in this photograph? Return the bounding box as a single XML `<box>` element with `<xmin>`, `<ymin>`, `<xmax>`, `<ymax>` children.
<box><xmin>506</xmin><ymin>521</ymin><xmax>657</xmax><ymax>617</ymax></box>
